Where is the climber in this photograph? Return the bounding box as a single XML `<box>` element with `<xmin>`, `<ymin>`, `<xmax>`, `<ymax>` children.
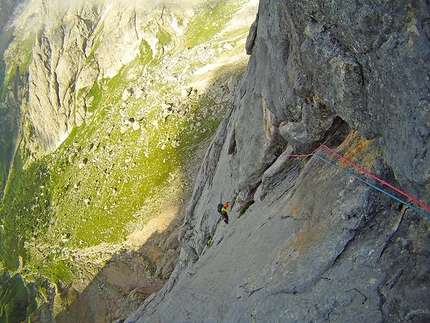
<box><xmin>217</xmin><ymin>201</ymin><xmax>230</xmax><ymax>224</ymax></box>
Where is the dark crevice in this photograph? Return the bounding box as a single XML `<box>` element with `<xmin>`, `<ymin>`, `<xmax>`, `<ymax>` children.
<box><xmin>345</xmin><ymin>288</ymin><xmax>368</xmax><ymax>304</ymax></box>
<box><xmin>376</xmin><ymin>211</ymin><xmax>404</xmax><ymax>262</ymax></box>
<box><xmin>228</xmin><ymin>129</ymin><xmax>236</xmax><ymax>155</ymax></box>
<box><xmin>324</xmin><ymin>116</ymin><xmax>351</xmax><ymax>149</ymax></box>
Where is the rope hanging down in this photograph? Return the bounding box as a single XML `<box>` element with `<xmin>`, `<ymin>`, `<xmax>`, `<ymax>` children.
<box><xmin>282</xmin><ymin>144</ymin><xmax>430</xmax><ymax>220</ymax></box>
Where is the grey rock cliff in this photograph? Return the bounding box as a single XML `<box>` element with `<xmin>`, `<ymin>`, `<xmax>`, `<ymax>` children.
<box><xmin>127</xmin><ymin>1</ymin><xmax>430</xmax><ymax>322</ymax></box>
<box><xmin>21</xmin><ymin>1</ymin><xmax>148</xmax><ymax>156</ymax></box>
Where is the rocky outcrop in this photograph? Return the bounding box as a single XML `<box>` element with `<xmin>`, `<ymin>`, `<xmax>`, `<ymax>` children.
<box><xmin>6</xmin><ymin>0</ymin><xmax>199</xmax><ymax>159</ymax></box>
<box><xmin>17</xmin><ymin>1</ymin><xmax>143</xmax><ymax>155</ymax></box>
<box><xmin>127</xmin><ymin>1</ymin><xmax>430</xmax><ymax>322</ymax></box>
<box><xmin>129</xmin><ymin>134</ymin><xmax>430</xmax><ymax>323</ymax></box>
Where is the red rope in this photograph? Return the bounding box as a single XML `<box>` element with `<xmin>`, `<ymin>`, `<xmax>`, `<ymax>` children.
<box><xmin>283</xmin><ymin>144</ymin><xmax>430</xmax><ymax>212</ymax></box>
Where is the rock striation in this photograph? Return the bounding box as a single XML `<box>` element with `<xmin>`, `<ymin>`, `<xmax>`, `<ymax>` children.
<box><xmin>126</xmin><ymin>1</ymin><xmax>430</xmax><ymax>322</ymax></box>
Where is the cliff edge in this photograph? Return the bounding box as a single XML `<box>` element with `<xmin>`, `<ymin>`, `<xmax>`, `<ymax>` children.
<box><xmin>126</xmin><ymin>1</ymin><xmax>430</xmax><ymax>322</ymax></box>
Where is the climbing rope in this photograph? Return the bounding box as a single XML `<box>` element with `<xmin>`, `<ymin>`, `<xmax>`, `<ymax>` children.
<box><xmin>281</xmin><ymin>145</ymin><xmax>430</xmax><ymax>219</ymax></box>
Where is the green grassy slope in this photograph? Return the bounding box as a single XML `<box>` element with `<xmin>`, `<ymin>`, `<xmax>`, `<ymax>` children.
<box><xmin>0</xmin><ymin>0</ymin><xmax>252</xmax><ymax>320</ymax></box>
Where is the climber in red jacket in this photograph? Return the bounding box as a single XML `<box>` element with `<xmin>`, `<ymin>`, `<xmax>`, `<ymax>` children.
<box><xmin>217</xmin><ymin>201</ymin><xmax>230</xmax><ymax>224</ymax></box>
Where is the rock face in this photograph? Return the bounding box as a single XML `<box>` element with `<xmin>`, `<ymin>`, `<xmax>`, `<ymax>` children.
<box><xmin>126</xmin><ymin>1</ymin><xmax>430</xmax><ymax>322</ymax></box>
<box><xmin>16</xmin><ymin>1</ymin><xmax>155</xmax><ymax>156</ymax></box>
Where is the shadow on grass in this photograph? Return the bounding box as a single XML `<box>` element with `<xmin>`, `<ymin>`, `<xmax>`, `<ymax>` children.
<box><xmin>27</xmin><ymin>64</ymin><xmax>247</xmax><ymax>322</ymax></box>
<box><xmin>52</xmin><ymin>206</ymin><xmax>184</xmax><ymax>323</ymax></box>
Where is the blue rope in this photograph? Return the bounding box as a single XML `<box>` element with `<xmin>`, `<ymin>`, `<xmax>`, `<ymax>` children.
<box><xmin>311</xmin><ymin>154</ymin><xmax>430</xmax><ymax>219</ymax></box>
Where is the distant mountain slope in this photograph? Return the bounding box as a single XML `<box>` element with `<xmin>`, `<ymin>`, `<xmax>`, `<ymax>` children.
<box><xmin>0</xmin><ymin>0</ymin><xmax>259</xmax><ymax>321</ymax></box>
